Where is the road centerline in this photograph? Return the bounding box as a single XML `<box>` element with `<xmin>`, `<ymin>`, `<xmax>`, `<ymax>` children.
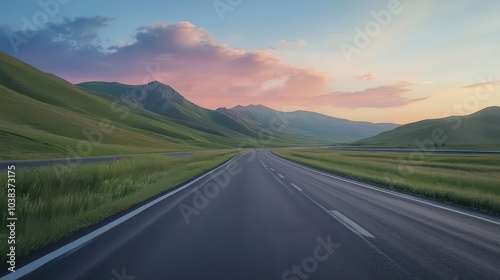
<box><xmin>329</xmin><ymin>210</ymin><xmax>375</xmax><ymax>239</ymax></box>
<box><xmin>269</xmin><ymin>152</ymin><xmax>500</xmax><ymax>226</ymax></box>
<box><xmin>291</xmin><ymin>183</ymin><xmax>303</xmax><ymax>192</ymax></box>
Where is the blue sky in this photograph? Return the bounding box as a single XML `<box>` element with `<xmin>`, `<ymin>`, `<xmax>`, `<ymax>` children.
<box><xmin>1</xmin><ymin>0</ymin><xmax>499</xmax><ymax>123</ymax></box>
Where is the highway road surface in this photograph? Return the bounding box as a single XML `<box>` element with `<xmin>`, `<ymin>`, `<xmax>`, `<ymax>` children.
<box><xmin>2</xmin><ymin>150</ymin><xmax>499</xmax><ymax>280</ymax></box>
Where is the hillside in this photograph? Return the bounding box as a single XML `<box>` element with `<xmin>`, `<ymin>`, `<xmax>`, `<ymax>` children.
<box><xmin>0</xmin><ymin>52</ymin><xmax>249</xmax><ymax>160</ymax></box>
<box><xmin>77</xmin><ymin>81</ymin><xmax>256</xmax><ymax>138</ymax></box>
<box><xmin>355</xmin><ymin>106</ymin><xmax>500</xmax><ymax>148</ymax></box>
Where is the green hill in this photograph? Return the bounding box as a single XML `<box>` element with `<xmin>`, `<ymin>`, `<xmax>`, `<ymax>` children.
<box><xmin>76</xmin><ymin>81</ymin><xmax>256</xmax><ymax>138</ymax></box>
<box><xmin>355</xmin><ymin>106</ymin><xmax>500</xmax><ymax>149</ymax></box>
<box><xmin>0</xmin><ymin>52</ymin><xmax>248</xmax><ymax>160</ymax></box>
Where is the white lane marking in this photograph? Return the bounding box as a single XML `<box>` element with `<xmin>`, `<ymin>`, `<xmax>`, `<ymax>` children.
<box><xmin>278</xmin><ymin>173</ymin><xmax>285</xmax><ymax>179</ymax></box>
<box><xmin>330</xmin><ymin>210</ymin><xmax>375</xmax><ymax>238</ymax></box>
<box><xmin>260</xmin><ymin>161</ymin><xmax>303</xmax><ymax>200</ymax></box>
<box><xmin>292</xmin><ymin>185</ymin><xmax>376</xmax><ymax>239</ymax></box>
<box><xmin>270</xmin><ymin>152</ymin><xmax>500</xmax><ymax>226</ymax></box>
<box><xmin>270</xmin><ymin>168</ymin><xmax>275</xmax><ymax>171</ymax></box>
<box><xmin>0</xmin><ymin>155</ymin><xmax>243</xmax><ymax>280</ymax></box>
<box><xmin>291</xmin><ymin>183</ymin><xmax>303</xmax><ymax>192</ymax></box>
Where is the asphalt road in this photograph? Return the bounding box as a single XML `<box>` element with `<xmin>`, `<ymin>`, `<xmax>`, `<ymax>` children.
<box><xmin>3</xmin><ymin>150</ymin><xmax>500</xmax><ymax>280</ymax></box>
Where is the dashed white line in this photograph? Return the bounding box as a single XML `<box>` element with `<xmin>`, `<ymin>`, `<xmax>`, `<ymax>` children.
<box><xmin>269</xmin><ymin>152</ymin><xmax>500</xmax><ymax>226</ymax></box>
<box><xmin>270</xmin><ymin>168</ymin><xmax>275</xmax><ymax>171</ymax></box>
<box><xmin>329</xmin><ymin>210</ymin><xmax>375</xmax><ymax>238</ymax></box>
<box><xmin>278</xmin><ymin>173</ymin><xmax>285</xmax><ymax>179</ymax></box>
<box><xmin>291</xmin><ymin>183</ymin><xmax>302</xmax><ymax>192</ymax></box>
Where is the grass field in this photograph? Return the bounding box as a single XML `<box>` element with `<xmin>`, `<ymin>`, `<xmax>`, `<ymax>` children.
<box><xmin>272</xmin><ymin>149</ymin><xmax>500</xmax><ymax>214</ymax></box>
<box><xmin>0</xmin><ymin>150</ymin><xmax>240</xmax><ymax>263</ymax></box>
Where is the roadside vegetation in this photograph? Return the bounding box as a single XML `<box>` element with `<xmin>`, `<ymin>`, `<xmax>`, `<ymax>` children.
<box><xmin>272</xmin><ymin>149</ymin><xmax>500</xmax><ymax>214</ymax></box>
<box><xmin>0</xmin><ymin>151</ymin><xmax>240</xmax><ymax>262</ymax></box>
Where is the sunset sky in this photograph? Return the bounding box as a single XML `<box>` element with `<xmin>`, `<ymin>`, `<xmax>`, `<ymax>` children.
<box><xmin>1</xmin><ymin>0</ymin><xmax>499</xmax><ymax>124</ymax></box>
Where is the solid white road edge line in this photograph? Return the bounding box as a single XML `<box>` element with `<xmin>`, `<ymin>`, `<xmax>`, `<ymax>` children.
<box><xmin>0</xmin><ymin>154</ymin><xmax>243</xmax><ymax>280</ymax></box>
<box><xmin>269</xmin><ymin>152</ymin><xmax>500</xmax><ymax>226</ymax></box>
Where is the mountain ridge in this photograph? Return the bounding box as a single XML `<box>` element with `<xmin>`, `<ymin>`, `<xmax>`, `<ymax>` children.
<box><xmin>79</xmin><ymin>81</ymin><xmax>399</xmax><ymax>144</ymax></box>
<box><xmin>355</xmin><ymin>106</ymin><xmax>500</xmax><ymax>148</ymax></box>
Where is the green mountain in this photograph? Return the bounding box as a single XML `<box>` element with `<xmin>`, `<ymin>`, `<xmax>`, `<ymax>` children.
<box><xmin>217</xmin><ymin>105</ymin><xmax>399</xmax><ymax>143</ymax></box>
<box><xmin>355</xmin><ymin>106</ymin><xmax>500</xmax><ymax>148</ymax></box>
<box><xmin>0</xmin><ymin>52</ymin><xmax>250</xmax><ymax>160</ymax></box>
<box><xmin>76</xmin><ymin>81</ymin><xmax>256</xmax><ymax>138</ymax></box>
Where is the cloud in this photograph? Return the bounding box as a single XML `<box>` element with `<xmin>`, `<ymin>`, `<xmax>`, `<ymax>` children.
<box><xmin>418</xmin><ymin>81</ymin><xmax>434</xmax><ymax>85</ymax></box>
<box><xmin>462</xmin><ymin>80</ymin><xmax>500</xmax><ymax>89</ymax></box>
<box><xmin>0</xmin><ymin>18</ymin><xmax>425</xmax><ymax>110</ymax></box>
<box><xmin>355</xmin><ymin>73</ymin><xmax>377</xmax><ymax>81</ymax></box>
<box><xmin>0</xmin><ymin>19</ymin><xmax>328</xmax><ymax>109</ymax></box>
<box><xmin>47</xmin><ymin>16</ymin><xmax>113</xmax><ymax>47</ymax></box>
<box><xmin>313</xmin><ymin>82</ymin><xmax>429</xmax><ymax>108</ymax></box>
<box><xmin>278</xmin><ymin>39</ymin><xmax>306</xmax><ymax>49</ymax></box>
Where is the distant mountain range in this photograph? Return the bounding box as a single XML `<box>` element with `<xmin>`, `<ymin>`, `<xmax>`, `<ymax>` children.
<box><xmin>216</xmin><ymin>105</ymin><xmax>398</xmax><ymax>143</ymax></box>
<box><xmin>355</xmin><ymin>106</ymin><xmax>500</xmax><ymax>148</ymax></box>
<box><xmin>78</xmin><ymin>81</ymin><xmax>399</xmax><ymax>144</ymax></box>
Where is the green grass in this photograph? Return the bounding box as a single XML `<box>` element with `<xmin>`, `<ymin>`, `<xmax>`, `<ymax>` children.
<box><xmin>272</xmin><ymin>149</ymin><xmax>500</xmax><ymax>213</ymax></box>
<box><xmin>0</xmin><ymin>151</ymin><xmax>240</xmax><ymax>262</ymax></box>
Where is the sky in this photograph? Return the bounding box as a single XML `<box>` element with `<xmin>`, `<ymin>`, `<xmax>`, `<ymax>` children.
<box><xmin>0</xmin><ymin>0</ymin><xmax>499</xmax><ymax>124</ymax></box>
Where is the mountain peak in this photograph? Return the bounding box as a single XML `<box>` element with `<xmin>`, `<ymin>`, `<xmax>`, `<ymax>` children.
<box><xmin>232</xmin><ymin>104</ymin><xmax>272</xmax><ymax>111</ymax></box>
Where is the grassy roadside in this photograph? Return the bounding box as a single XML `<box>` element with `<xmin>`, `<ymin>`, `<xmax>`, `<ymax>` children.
<box><xmin>0</xmin><ymin>151</ymin><xmax>240</xmax><ymax>262</ymax></box>
<box><xmin>272</xmin><ymin>149</ymin><xmax>500</xmax><ymax>214</ymax></box>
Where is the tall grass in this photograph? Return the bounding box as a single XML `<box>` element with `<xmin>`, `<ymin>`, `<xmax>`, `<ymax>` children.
<box><xmin>0</xmin><ymin>151</ymin><xmax>239</xmax><ymax>262</ymax></box>
<box><xmin>272</xmin><ymin>149</ymin><xmax>500</xmax><ymax>213</ymax></box>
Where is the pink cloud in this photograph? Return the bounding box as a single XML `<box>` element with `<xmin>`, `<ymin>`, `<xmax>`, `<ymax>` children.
<box><xmin>312</xmin><ymin>82</ymin><xmax>429</xmax><ymax>108</ymax></box>
<box><xmin>355</xmin><ymin>73</ymin><xmax>377</xmax><ymax>81</ymax></box>
<box><xmin>31</xmin><ymin>21</ymin><xmax>327</xmax><ymax>108</ymax></box>
<box><xmin>1</xmin><ymin>19</ymin><xmax>424</xmax><ymax>110</ymax></box>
